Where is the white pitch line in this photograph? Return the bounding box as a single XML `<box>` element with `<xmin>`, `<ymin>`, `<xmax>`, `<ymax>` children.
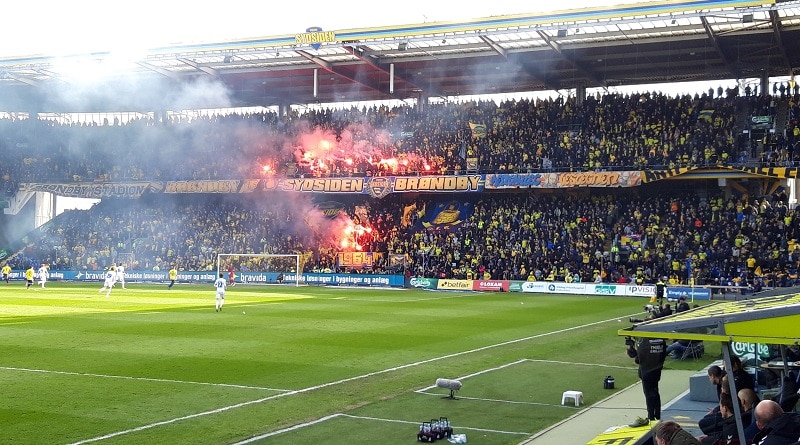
<box><xmin>416</xmin><ymin>359</ymin><xmax>528</xmax><ymax>392</ymax></box>
<box><xmin>339</xmin><ymin>414</ymin><xmax>531</xmax><ymax>436</ymax></box>
<box><xmin>523</xmin><ymin>359</ymin><xmax>639</xmax><ymax>371</ymax></box>
<box><xmin>414</xmin><ymin>391</ymin><xmax>577</xmax><ymax>408</ymax></box>
<box><xmin>232</xmin><ymin>414</ymin><xmax>341</xmax><ymax>443</ymax></box>
<box><xmin>233</xmin><ymin>413</ymin><xmax>530</xmax><ymax>443</ymax></box>
<box><xmin>66</xmin><ymin>312</ymin><xmax>637</xmax><ymax>444</ymax></box>
<box><xmin>0</xmin><ymin>366</ymin><xmax>289</xmax><ymax>392</ymax></box>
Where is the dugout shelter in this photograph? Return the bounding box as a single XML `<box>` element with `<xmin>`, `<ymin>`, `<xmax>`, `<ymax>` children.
<box><xmin>619</xmin><ymin>293</ymin><xmax>800</xmax><ymax>444</ymax></box>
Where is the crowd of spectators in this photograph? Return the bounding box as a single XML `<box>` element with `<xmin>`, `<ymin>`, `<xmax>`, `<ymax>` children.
<box><xmin>4</xmin><ymin>89</ymin><xmax>800</xmax><ymax>288</ymax></box>
<box><xmin>5</xmin><ymin>183</ymin><xmax>800</xmax><ymax>291</ymax></box>
<box><xmin>2</xmin><ymin>89</ymin><xmax>792</xmax><ymax>198</ymax></box>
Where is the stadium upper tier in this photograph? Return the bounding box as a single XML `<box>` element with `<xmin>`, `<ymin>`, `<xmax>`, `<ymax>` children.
<box><xmin>3</xmin><ymin>91</ymin><xmax>795</xmax><ymax>197</ymax></box>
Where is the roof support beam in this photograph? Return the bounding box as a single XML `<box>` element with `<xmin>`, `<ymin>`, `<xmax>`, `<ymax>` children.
<box><xmin>536</xmin><ymin>30</ymin><xmax>606</xmax><ymax>89</ymax></box>
<box><xmin>6</xmin><ymin>73</ymin><xmax>40</xmax><ymax>87</ymax></box>
<box><xmin>341</xmin><ymin>45</ymin><xmax>446</xmax><ymax>99</ymax></box>
<box><xmin>296</xmin><ymin>49</ymin><xmax>386</xmax><ymax>98</ymax></box>
<box><xmin>700</xmin><ymin>16</ymin><xmax>739</xmax><ymax>78</ymax></box>
<box><xmin>479</xmin><ymin>35</ymin><xmax>507</xmax><ymax>59</ymax></box>
<box><xmin>135</xmin><ymin>61</ymin><xmax>182</xmax><ymax>81</ymax></box>
<box><xmin>769</xmin><ymin>10</ymin><xmax>792</xmax><ymax>71</ymax></box>
<box><xmin>177</xmin><ymin>58</ymin><xmax>219</xmax><ymax>77</ymax></box>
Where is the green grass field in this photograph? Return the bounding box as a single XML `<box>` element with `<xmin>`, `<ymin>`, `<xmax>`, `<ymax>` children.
<box><xmin>0</xmin><ymin>282</ymin><xmax>716</xmax><ymax>445</ymax></box>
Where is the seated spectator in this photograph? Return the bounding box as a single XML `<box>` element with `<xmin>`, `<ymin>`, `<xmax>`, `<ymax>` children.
<box><xmin>699</xmin><ymin>369</ymin><xmax>727</xmax><ymax>435</ymax></box>
<box><xmin>698</xmin><ymin>392</ymin><xmax>739</xmax><ymax>445</ymax></box>
<box><xmin>676</xmin><ymin>296</ymin><xmax>691</xmax><ymax>312</ymax></box>
<box><xmin>654</xmin><ymin>420</ymin><xmax>701</xmax><ymax>445</ymax></box>
<box><xmin>666</xmin><ymin>339</ymin><xmax>691</xmax><ymax>359</ymax></box>
<box><xmin>738</xmin><ymin>388</ymin><xmax>761</xmax><ymax>443</ymax></box>
<box><xmin>729</xmin><ymin>355</ymin><xmax>755</xmax><ymax>393</ymax></box>
<box><xmin>752</xmin><ymin>399</ymin><xmax>800</xmax><ymax>445</ymax></box>
<box><xmin>772</xmin><ymin>371</ymin><xmax>799</xmax><ymax>413</ymax></box>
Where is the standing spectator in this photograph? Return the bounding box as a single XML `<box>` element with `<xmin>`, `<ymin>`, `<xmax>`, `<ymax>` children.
<box><xmin>214</xmin><ymin>273</ymin><xmax>227</xmax><ymax>312</ymax></box>
<box><xmin>627</xmin><ymin>336</ymin><xmax>668</xmax><ymax>423</ymax></box>
<box><xmin>168</xmin><ymin>265</ymin><xmax>178</xmax><ymax>290</ymax></box>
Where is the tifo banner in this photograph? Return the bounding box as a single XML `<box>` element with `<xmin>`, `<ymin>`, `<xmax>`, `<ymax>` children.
<box><xmin>419</xmin><ymin>200</ymin><xmax>473</xmax><ymax>230</ymax></box>
<box><xmin>468</xmin><ymin>122</ymin><xmax>487</xmax><ymax>138</ymax></box>
<box><xmin>20</xmin><ymin>176</ymin><xmax>485</xmax><ymax>198</ymax></box>
<box><xmin>19</xmin><ymin>182</ymin><xmax>162</xmax><ymax>198</ymax></box>
<box><xmin>484</xmin><ymin>171</ymin><xmax>641</xmax><ymax>189</ymax></box>
<box><xmin>337</xmin><ymin>252</ymin><xmax>375</xmax><ymax>269</ymax></box>
<box><xmin>642</xmin><ymin>165</ymin><xmax>800</xmax><ymax>183</ymax></box>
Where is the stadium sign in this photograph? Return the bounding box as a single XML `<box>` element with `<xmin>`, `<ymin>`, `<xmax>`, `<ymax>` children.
<box><xmin>408</xmin><ymin>277</ymin><xmax>436</xmax><ymax>289</ymax></box>
<box><xmin>295</xmin><ymin>27</ymin><xmax>335</xmax><ymax>49</ymax></box>
<box><xmin>473</xmin><ymin>280</ymin><xmax>509</xmax><ymax>292</ymax></box>
<box><xmin>594</xmin><ymin>285</ymin><xmax>617</xmax><ymax>295</ymax></box>
<box><xmin>666</xmin><ymin>286</ymin><xmax>711</xmax><ymax>301</ymax></box>
<box><xmin>437</xmin><ymin>279</ymin><xmax>472</xmax><ymax>290</ymax></box>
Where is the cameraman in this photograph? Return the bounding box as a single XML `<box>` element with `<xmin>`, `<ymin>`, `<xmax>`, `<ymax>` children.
<box><xmin>627</xmin><ymin>336</ymin><xmax>668</xmax><ymax>423</ymax></box>
<box><xmin>630</xmin><ymin>303</ymin><xmax>672</xmax><ymax>323</ymax></box>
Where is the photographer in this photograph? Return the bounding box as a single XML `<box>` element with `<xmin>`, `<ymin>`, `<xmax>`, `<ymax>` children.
<box><xmin>627</xmin><ymin>336</ymin><xmax>668</xmax><ymax>423</ymax></box>
<box><xmin>630</xmin><ymin>303</ymin><xmax>672</xmax><ymax>323</ymax></box>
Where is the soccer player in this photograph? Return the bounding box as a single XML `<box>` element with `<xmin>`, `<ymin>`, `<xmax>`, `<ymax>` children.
<box><xmin>116</xmin><ymin>263</ymin><xmax>126</xmax><ymax>289</ymax></box>
<box><xmin>214</xmin><ymin>273</ymin><xmax>227</xmax><ymax>312</ymax></box>
<box><xmin>227</xmin><ymin>264</ymin><xmax>236</xmax><ymax>286</ymax></box>
<box><xmin>168</xmin><ymin>266</ymin><xmax>178</xmax><ymax>289</ymax></box>
<box><xmin>25</xmin><ymin>265</ymin><xmax>34</xmax><ymax>290</ymax></box>
<box><xmin>37</xmin><ymin>263</ymin><xmax>49</xmax><ymax>288</ymax></box>
<box><xmin>99</xmin><ymin>266</ymin><xmax>116</xmax><ymax>297</ymax></box>
<box><xmin>2</xmin><ymin>262</ymin><xmax>11</xmax><ymax>284</ymax></box>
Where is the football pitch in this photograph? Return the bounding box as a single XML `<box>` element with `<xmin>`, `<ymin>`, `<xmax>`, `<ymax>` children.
<box><xmin>0</xmin><ymin>282</ymin><xmax>714</xmax><ymax>445</ymax></box>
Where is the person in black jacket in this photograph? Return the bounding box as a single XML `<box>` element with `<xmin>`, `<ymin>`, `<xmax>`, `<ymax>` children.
<box><xmin>752</xmin><ymin>400</ymin><xmax>800</xmax><ymax>445</ymax></box>
<box><xmin>627</xmin><ymin>336</ymin><xmax>668</xmax><ymax>422</ymax></box>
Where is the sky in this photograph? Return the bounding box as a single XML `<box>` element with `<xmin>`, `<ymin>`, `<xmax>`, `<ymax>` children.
<box><xmin>0</xmin><ymin>0</ymin><xmax>625</xmax><ymax>59</ymax></box>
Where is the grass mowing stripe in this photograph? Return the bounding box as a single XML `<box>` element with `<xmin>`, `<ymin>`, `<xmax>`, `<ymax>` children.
<box><xmin>3</xmin><ymin>284</ymin><xmax>701</xmax><ymax>444</ymax></box>
<box><xmin>0</xmin><ymin>366</ymin><xmax>291</xmax><ymax>392</ymax></box>
<box><xmin>67</xmin><ymin>311</ymin><xmax>641</xmax><ymax>444</ymax></box>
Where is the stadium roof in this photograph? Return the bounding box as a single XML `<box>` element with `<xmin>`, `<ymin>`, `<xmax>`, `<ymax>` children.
<box><xmin>2</xmin><ymin>0</ymin><xmax>800</xmax><ymax>111</ymax></box>
<box><xmin>620</xmin><ymin>293</ymin><xmax>800</xmax><ymax>345</ymax></box>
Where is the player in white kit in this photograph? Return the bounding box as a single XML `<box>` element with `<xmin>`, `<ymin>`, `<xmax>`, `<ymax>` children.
<box><xmin>99</xmin><ymin>266</ymin><xmax>116</xmax><ymax>297</ymax></box>
<box><xmin>37</xmin><ymin>263</ymin><xmax>49</xmax><ymax>288</ymax></box>
<box><xmin>214</xmin><ymin>273</ymin><xmax>227</xmax><ymax>312</ymax></box>
<box><xmin>116</xmin><ymin>264</ymin><xmax>126</xmax><ymax>289</ymax></box>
